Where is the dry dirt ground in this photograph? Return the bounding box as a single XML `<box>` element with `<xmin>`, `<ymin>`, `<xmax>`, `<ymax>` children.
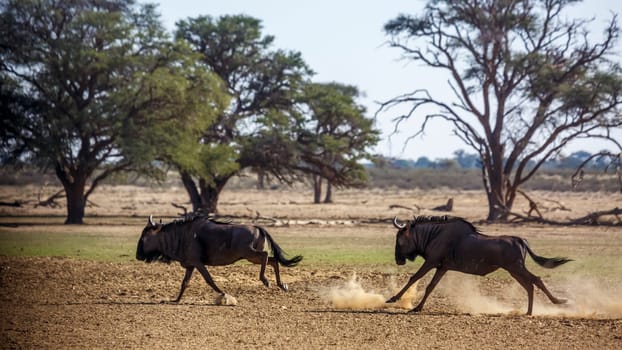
<box><xmin>1</xmin><ymin>186</ymin><xmax>622</xmax><ymax>349</ymax></box>
<box><xmin>1</xmin><ymin>255</ymin><xmax>621</xmax><ymax>350</ymax></box>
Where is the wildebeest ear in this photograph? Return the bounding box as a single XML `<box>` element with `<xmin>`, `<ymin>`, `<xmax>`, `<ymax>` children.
<box><xmin>148</xmin><ymin>215</ymin><xmax>155</xmax><ymax>227</ymax></box>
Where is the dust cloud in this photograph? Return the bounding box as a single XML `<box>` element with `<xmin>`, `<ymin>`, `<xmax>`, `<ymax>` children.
<box><xmin>322</xmin><ymin>272</ymin><xmax>621</xmax><ymax>317</ymax></box>
<box><xmin>437</xmin><ymin>273</ymin><xmax>521</xmax><ymax>315</ymax></box>
<box><xmin>321</xmin><ymin>274</ymin><xmax>418</xmax><ymax>310</ymax></box>
<box><xmin>538</xmin><ymin>276</ymin><xmax>622</xmax><ymax>318</ymax></box>
<box><xmin>436</xmin><ymin>273</ymin><xmax>622</xmax><ymax>318</ymax></box>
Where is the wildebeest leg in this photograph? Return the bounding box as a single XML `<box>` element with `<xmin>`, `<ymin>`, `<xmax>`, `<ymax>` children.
<box><xmin>510</xmin><ymin>267</ymin><xmax>567</xmax><ymax>315</ymax></box>
<box><xmin>174</xmin><ymin>267</ymin><xmax>195</xmax><ymax>302</ymax></box>
<box><xmin>533</xmin><ymin>275</ymin><xmax>567</xmax><ymax>305</ymax></box>
<box><xmin>386</xmin><ymin>262</ymin><xmax>435</xmax><ymax>303</ymax></box>
<box><xmin>522</xmin><ymin>268</ymin><xmax>567</xmax><ymax>304</ymax></box>
<box><xmin>244</xmin><ymin>250</ymin><xmax>271</xmax><ymax>287</ymax></box>
<box><xmin>258</xmin><ymin>251</ymin><xmax>270</xmax><ymax>287</ymax></box>
<box><xmin>269</xmin><ymin>257</ymin><xmax>288</xmax><ymax>291</ymax></box>
<box><xmin>195</xmin><ymin>264</ymin><xmax>224</xmax><ymax>295</ymax></box>
<box><xmin>508</xmin><ymin>270</ymin><xmax>535</xmax><ymax>315</ymax></box>
<box><xmin>410</xmin><ymin>268</ymin><xmax>448</xmax><ymax>313</ymax></box>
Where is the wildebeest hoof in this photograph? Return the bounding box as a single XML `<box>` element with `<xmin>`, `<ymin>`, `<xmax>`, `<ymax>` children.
<box><xmin>554</xmin><ymin>298</ymin><xmax>567</xmax><ymax>305</ymax></box>
<box><xmin>215</xmin><ymin>293</ymin><xmax>238</xmax><ymax>306</ymax></box>
<box><xmin>279</xmin><ymin>283</ymin><xmax>289</xmax><ymax>292</ymax></box>
<box><xmin>408</xmin><ymin>305</ymin><xmax>423</xmax><ymax>313</ymax></box>
<box><xmin>262</xmin><ymin>280</ymin><xmax>270</xmax><ymax>288</ymax></box>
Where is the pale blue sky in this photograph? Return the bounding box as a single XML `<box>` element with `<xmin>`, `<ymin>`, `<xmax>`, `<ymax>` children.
<box><xmin>154</xmin><ymin>0</ymin><xmax>621</xmax><ymax>160</ymax></box>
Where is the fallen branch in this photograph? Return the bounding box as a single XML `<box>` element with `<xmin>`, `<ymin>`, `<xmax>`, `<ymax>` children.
<box><xmin>388</xmin><ymin>204</ymin><xmax>422</xmax><ymax>212</ymax></box>
<box><xmin>430</xmin><ymin>198</ymin><xmax>453</xmax><ymax>212</ymax></box>
<box><xmin>568</xmin><ymin>207</ymin><xmax>622</xmax><ymax>225</ymax></box>
<box><xmin>246</xmin><ymin>207</ymin><xmax>279</xmax><ymax>224</ymax></box>
<box><xmin>542</xmin><ymin>198</ymin><xmax>571</xmax><ymax>212</ymax></box>
<box><xmin>35</xmin><ymin>189</ymin><xmax>64</xmax><ymax>208</ymax></box>
<box><xmin>516</xmin><ymin>190</ymin><xmax>542</xmax><ymax>218</ymax></box>
<box><xmin>508</xmin><ymin>207</ymin><xmax>622</xmax><ymax>226</ymax></box>
<box><xmin>171</xmin><ymin>202</ymin><xmax>188</xmax><ymax>216</ymax></box>
<box><xmin>0</xmin><ymin>200</ymin><xmax>24</xmax><ymax>207</ymax></box>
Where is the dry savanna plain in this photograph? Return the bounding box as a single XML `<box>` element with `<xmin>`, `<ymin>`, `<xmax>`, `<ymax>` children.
<box><xmin>1</xmin><ymin>184</ymin><xmax>622</xmax><ymax>349</ymax></box>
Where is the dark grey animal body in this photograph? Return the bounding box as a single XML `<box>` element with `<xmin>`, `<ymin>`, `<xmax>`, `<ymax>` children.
<box><xmin>386</xmin><ymin>216</ymin><xmax>571</xmax><ymax>315</ymax></box>
<box><xmin>136</xmin><ymin>215</ymin><xmax>302</xmax><ymax>301</ymax></box>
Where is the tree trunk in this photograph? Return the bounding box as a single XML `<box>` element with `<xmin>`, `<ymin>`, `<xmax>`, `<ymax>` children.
<box><xmin>256</xmin><ymin>169</ymin><xmax>265</xmax><ymax>190</ymax></box>
<box><xmin>180</xmin><ymin>171</ymin><xmax>231</xmax><ymax>214</ymax></box>
<box><xmin>313</xmin><ymin>175</ymin><xmax>322</xmax><ymax>204</ymax></box>
<box><xmin>485</xmin><ymin>191</ymin><xmax>508</xmax><ymax>221</ymax></box>
<box><xmin>484</xmin><ymin>157</ymin><xmax>510</xmax><ymax>222</ymax></box>
<box><xmin>54</xmin><ymin>162</ymin><xmax>87</xmax><ymax>224</ymax></box>
<box><xmin>63</xmin><ymin>178</ymin><xmax>87</xmax><ymax>224</ymax></box>
<box><xmin>198</xmin><ymin>177</ymin><xmax>228</xmax><ymax>214</ymax></box>
<box><xmin>180</xmin><ymin>171</ymin><xmax>202</xmax><ymax>212</ymax></box>
<box><xmin>323</xmin><ymin>180</ymin><xmax>333</xmax><ymax>203</ymax></box>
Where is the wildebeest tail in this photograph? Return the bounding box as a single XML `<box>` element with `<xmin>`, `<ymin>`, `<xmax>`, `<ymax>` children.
<box><xmin>521</xmin><ymin>239</ymin><xmax>572</xmax><ymax>268</ymax></box>
<box><xmin>257</xmin><ymin>226</ymin><xmax>303</xmax><ymax>267</ymax></box>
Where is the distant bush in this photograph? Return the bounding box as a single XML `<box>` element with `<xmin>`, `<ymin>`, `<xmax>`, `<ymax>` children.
<box><xmin>1</xmin><ymin>165</ymin><xmax>618</xmax><ymax>193</ymax></box>
<box><xmin>0</xmin><ymin>167</ymin><xmax>58</xmax><ymax>186</ymax></box>
<box><xmin>367</xmin><ymin>167</ymin><xmax>483</xmax><ymax>190</ymax></box>
<box><xmin>366</xmin><ymin>167</ymin><xmax>619</xmax><ymax>192</ymax></box>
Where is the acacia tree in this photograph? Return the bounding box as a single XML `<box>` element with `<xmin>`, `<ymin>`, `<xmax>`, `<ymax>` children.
<box><xmin>0</xmin><ymin>0</ymin><xmax>224</xmax><ymax>223</ymax></box>
<box><xmin>174</xmin><ymin>15</ymin><xmax>313</xmax><ymax>213</ymax></box>
<box><xmin>298</xmin><ymin>82</ymin><xmax>380</xmax><ymax>203</ymax></box>
<box><xmin>379</xmin><ymin>0</ymin><xmax>622</xmax><ymax>221</ymax></box>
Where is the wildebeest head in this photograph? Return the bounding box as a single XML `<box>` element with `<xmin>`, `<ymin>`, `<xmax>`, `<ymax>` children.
<box><xmin>136</xmin><ymin>215</ymin><xmax>168</xmax><ymax>263</ymax></box>
<box><xmin>392</xmin><ymin>216</ymin><xmax>416</xmax><ymax>265</ymax></box>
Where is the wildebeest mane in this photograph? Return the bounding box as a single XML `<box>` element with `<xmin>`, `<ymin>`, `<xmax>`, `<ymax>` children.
<box><xmin>412</xmin><ymin>215</ymin><xmax>481</xmax><ymax>234</ymax></box>
<box><xmin>140</xmin><ymin>218</ymin><xmax>197</xmax><ymax>264</ymax></box>
<box><xmin>142</xmin><ymin>214</ymin><xmax>234</xmax><ymax>263</ymax></box>
<box><xmin>172</xmin><ymin>211</ymin><xmax>233</xmax><ymax>226</ymax></box>
<box><xmin>412</xmin><ymin>215</ymin><xmax>452</xmax><ymax>224</ymax></box>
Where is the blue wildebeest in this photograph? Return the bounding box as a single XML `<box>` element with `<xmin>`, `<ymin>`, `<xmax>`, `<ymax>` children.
<box><xmin>136</xmin><ymin>214</ymin><xmax>302</xmax><ymax>302</ymax></box>
<box><xmin>386</xmin><ymin>216</ymin><xmax>571</xmax><ymax>315</ymax></box>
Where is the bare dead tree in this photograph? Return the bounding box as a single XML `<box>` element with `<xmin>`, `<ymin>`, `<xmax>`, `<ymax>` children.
<box><xmin>379</xmin><ymin>0</ymin><xmax>622</xmax><ymax>222</ymax></box>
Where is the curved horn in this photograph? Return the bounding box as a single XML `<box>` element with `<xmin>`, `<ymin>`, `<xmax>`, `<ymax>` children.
<box><xmin>392</xmin><ymin>216</ymin><xmax>406</xmax><ymax>229</ymax></box>
<box><xmin>148</xmin><ymin>214</ymin><xmax>155</xmax><ymax>227</ymax></box>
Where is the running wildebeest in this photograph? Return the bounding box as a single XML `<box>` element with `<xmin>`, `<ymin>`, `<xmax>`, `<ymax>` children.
<box><xmin>136</xmin><ymin>214</ymin><xmax>302</xmax><ymax>302</ymax></box>
<box><xmin>386</xmin><ymin>216</ymin><xmax>571</xmax><ymax>315</ymax></box>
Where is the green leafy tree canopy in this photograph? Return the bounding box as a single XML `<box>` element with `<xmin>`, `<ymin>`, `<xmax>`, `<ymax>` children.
<box><xmin>0</xmin><ymin>0</ymin><xmax>226</xmax><ymax>223</ymax></box>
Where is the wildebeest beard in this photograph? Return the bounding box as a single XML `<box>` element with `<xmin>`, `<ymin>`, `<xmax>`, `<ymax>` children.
<box><xmin>135</xmin><ymin>230</ymin><xmax>173</xmax><ymax>264</ymax></box>
<box><xmin>140</xmin><ymin>251</ymin><xmax>172</xmax><ymax>263</ymax></box>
